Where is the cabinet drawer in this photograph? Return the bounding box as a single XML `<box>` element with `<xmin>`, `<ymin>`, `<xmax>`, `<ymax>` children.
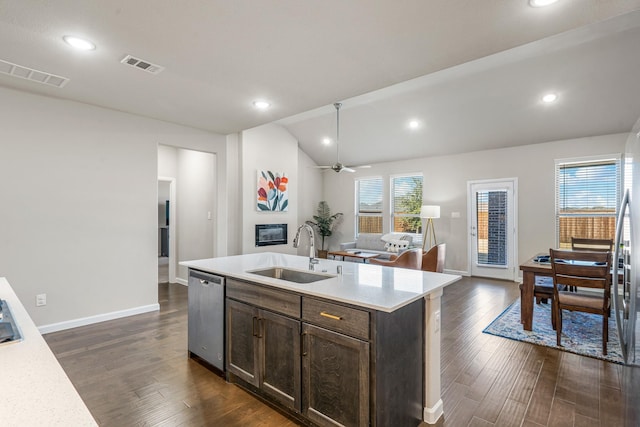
<box><xmin>227</xmin><ymin>279</ymin><xmax>301</xmax><ymax>318</ymax></box>
<box><xmin>302</xmin><ymin>298</ymin><xmax>369</xmax><ymax>340</ymax></box>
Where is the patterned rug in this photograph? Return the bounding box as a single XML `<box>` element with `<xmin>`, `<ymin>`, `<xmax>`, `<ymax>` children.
<box><xmin>483</xmin><ymin>298</ymin><xmax>624</xmax><ymax>364</ymax></box>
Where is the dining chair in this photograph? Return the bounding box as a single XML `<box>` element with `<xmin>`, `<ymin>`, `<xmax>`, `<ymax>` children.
<box><xmin>549</xmin><ymin>248</ymin><xmax>612</xmax><ymax>355</ymax></box>
<box><xmin>568</xmin><ymin>237</ymin><xmax>613</xmax><ymax>292</ymax></box>
<box><xmin>370</xmin><ymin>248</ymin><xmax>423</xmax><ymax>270</ymax></box>
<box><xmin>422</xmin><ymin>243</ymin><xmax>445</xmax><ymax>273</ymax></box>
<box><xmin>570</xmin><ymin>237</ymin><xmax>614</xmax><ymax>252</ymax></box>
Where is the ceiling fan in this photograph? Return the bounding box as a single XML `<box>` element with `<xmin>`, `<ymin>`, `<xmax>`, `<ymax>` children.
<box><xmin>315</xmin><ymin>103</ymin><xmax>371</xmax><ymax>173</ymax></box>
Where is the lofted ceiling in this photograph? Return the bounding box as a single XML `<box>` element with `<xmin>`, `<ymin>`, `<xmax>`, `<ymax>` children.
<box><xmin>1</xmin><ymin>1</ymin><xmax>640</xmax><ymax>167</ymax></box>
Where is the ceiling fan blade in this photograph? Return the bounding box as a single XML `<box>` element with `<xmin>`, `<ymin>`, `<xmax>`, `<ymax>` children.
<box><xmin>341</xmin><ymin>167</ymin><xmax>356</xmax><ymax>173</ymax></box>
<box><xmin>352</xmin><ymin>165</ymin><xmax>372</xmax><ymax>169</ymax></box>
<box><xmin>311</xmin><ymin>165</ymin><xmax>333</xmax><ymax>169</ymax></box>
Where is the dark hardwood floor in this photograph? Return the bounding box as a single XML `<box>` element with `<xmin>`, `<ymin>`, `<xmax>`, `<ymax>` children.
<box><xmin>44</xmin><ymin>277</ymin><xmax>639</xmax><ymax>427</ymax></box>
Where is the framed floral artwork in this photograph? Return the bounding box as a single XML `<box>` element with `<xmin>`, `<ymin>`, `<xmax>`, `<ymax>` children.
<box><xmin>257</xmin><ymin>171</ymin><xmax>288</xmax><ymax>211</ymax></box>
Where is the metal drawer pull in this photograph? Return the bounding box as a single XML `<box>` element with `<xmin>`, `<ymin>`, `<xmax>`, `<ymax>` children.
<box><xmin>320</xmin><ymin>311</ymin><xmax>342</xmax><ymax>321</ymax></box>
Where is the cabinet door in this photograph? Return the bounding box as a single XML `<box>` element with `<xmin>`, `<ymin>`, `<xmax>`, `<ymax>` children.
<box><xmin>260</xmin><ymin>310</ymin><xmax>301</xmax><ymax>411</ymax></box>
<box><xmin>302</xmin><ymin>323</ymin><xmax>370</xmax><ymax>427</ymax></box>
<box><xmin>226</xmin><ymin>299</ymin><xmax>259</xmax><ymax>386</ymax></box>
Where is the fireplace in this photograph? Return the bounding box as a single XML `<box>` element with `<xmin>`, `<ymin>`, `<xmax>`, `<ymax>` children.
<box><xmin>255</xmin><ymin>224</ymin><xmax>288</xmax><ymax>247</ymax></box>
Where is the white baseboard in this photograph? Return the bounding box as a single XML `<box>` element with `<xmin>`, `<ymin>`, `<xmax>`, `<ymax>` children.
<box><xmin>38</xmin><ymin>303</ymin><xmax>160</xmax><ymax>334</ymax></box>
<box><xmin>176</xmin><ymin>277</ymin><xmax>188</xmax><ymax>286</ymax></box>
<box><xmin>423</xmin><ymin>399</ymin><xmax>444</xmax><ymax>424</ymax></box>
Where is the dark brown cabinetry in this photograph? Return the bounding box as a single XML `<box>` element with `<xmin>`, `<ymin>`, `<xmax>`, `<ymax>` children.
<box><xmin>302</xmin><ymin>322</ymin><xmax>369</xmax><ymax>426</ymax></box>
<box><xmin>227</xmin><ymin>297</ymin><xmax>301</xmax><ymax>411</ymax></box>
<box><xmin>225</xmin><ymin>278</ymin><xmax>423</xmax><ymax>427</ymax></box>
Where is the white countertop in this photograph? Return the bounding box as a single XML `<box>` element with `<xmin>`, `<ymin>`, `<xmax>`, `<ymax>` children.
<box><xmin>181</xmin><ymin>253</ymin><xmax>461</xmax><ymax>312</ymax></box>
<box><xmin>0</xmin><ymin>278</ymin><xmax>97</xmax><ymax>427</ymax></box>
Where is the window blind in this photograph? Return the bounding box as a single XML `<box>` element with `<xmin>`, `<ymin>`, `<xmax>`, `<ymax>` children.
<box><xmin>356</xmin><ymin>177</ymin><xmax>383</xmax><ymax>234</ymax></box>
<box><xmin>555</xmin><ymin>157</ymin><xmax>620</xmax><ymax>248</ymax></box>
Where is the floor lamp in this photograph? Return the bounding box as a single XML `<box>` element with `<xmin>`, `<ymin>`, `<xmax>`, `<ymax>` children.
<box><xmin>421</xmin><ymin>205</ymin><xmax>440</xmax><ymax>250</ymax></box>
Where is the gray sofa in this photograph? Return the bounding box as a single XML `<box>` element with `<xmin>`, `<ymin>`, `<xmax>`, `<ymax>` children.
<box><xmin>339</xmin><ymin>233</ymin><xmax>414</xmax><ymax>261</ymax></box>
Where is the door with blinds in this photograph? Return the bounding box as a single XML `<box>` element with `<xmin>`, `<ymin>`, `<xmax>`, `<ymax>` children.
<box><xmin>468</xmin><ymin>179</ymin><xmax>518</xmax><ymax>280</ymax></box>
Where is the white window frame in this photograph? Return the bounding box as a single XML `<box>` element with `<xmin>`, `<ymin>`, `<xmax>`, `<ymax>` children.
<box><xmin>355</xmin><ymin>176</ymin><xmax>384</xmax><ymax>237</ymax></box>
<box><xmin>555</xmin><ymin>154</ymin><xmax>621</xmax><ymax>248</ymax></box>
<box><xmin>389</xmin><ymin>173</ymin><xmax>423</xmax><ymax>241</ymax></box>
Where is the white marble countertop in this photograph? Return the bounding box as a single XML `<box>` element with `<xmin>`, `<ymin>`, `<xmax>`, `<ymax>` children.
<box><xmin>181</xmin><ymin>253</ymin><xmax>461</xmax><ymax>312</ymax></box>
<box><xmin>0</xmin><ymin>277</ymin><xmax>97</xmax><ymax>427</ymax></box>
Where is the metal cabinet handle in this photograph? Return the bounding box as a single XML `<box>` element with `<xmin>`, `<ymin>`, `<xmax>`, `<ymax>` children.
<box><xmin>320</xmin><ymin>311</ymin><xmax>342</xmax><ymax>321</ymax></box>
<box><xmin>301</xmin><ymin>332</ymin><xmax>307</xmax><ymax>356</ymax></box>
<box><xmin>252</xmin><ymin>316</ymin><xmax>258</xmax><ymax>337</ymax></box>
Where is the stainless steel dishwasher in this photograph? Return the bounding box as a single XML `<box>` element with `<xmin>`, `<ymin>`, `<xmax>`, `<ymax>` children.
<box><xmin>188</xmin><ymin>269</ymin><xmax>225</xmax><ymax>372</ymax></box>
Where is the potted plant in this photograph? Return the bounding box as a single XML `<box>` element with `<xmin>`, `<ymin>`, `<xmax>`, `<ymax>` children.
<box><xmin>306</xmin><ymin>201</ymin><xmax>343</xmax><ymax>258</ymax></box>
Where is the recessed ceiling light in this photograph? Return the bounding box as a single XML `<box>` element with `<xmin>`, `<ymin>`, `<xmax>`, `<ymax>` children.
<box><xmin>322</xmin><ymin>138</ymin><xmax>332</xmax><ymax>145</ymax></box>
<box><xmin>63</xmin><ymin>35</ymin><xmax>95</xmax><ymax>51</ymax></box>
<box><xmin>253</xmin><ymin>100</ymin><xmax>271</xmax><ymax>110</ymax></box>
<box><xmin>408</xmin><ymin>120</ymin><xmax>420</xmax><ymax>130</ymax></box>
<box><xmin>542</xmin><ymin>93</ymin><xmax>558</xmax><ymax>103</ymax></box>
<box><xmin>529</xmin><ymin>0</ymin><xmax>558</xmax><ymax>7</ymax></box>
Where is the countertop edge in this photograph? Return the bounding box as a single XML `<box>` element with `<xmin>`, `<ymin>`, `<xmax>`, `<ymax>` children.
<box><xmin>181</xmin><ymin>253</ymin><xmax>461</xmax><ymax>313</ymax></box>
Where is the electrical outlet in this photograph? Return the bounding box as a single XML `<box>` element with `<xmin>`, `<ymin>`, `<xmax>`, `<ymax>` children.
<box><xmin>434</xmin><ymin>310</ymin><xmax>441</xmax><ymax>333</ymax></box>
<box><xmin>36</xmin><ymin>293</ymin><xmax>46</xmax><ymax>307</ymax></box>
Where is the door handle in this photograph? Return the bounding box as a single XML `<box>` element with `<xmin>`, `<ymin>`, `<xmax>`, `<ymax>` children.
<box><xmin>252</xmin><ymin>316</ymin><xmax>258</xmax><ymax>337</ymax></box>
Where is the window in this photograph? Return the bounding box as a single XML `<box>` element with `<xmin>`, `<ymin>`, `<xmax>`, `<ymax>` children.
<box><xmin>356</xmin><ymin>177</ymin><xmax>383</xmax><ymax>234</ymax></box>
<box><xmin>555</xmin><ymin>156</ymin><xmax>621</xmax><ymax>249</ymax></box>
<box><xmin>391</xmin><ymin>174</ymin><xmax>423</xmax><ymax>235</ymax></box>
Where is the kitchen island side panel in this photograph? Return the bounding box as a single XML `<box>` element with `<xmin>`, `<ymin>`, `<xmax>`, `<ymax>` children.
<box><xmin>373</xmin><ymin>298</ymin><xmax>424</xmax><ymax>427</ymax></box>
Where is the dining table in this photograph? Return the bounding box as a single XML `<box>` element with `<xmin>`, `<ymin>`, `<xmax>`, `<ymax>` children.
<box><xmin>519</xmin><ymin>251</ymin><xmax>622</xmax><ymax>331</ymax></box>
<box><xmin>519</xmin><ymin>253</ymin><xmax>554</xmax><ymax>331</ymax></box>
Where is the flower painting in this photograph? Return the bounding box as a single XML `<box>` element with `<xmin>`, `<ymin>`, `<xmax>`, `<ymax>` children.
<box><xmin>257</xmin><ymin>171</ymin><xmax>289</xmax><ymax>212</ymax></box>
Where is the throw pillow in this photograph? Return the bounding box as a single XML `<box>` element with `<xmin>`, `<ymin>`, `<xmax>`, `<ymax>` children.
<box><xmin>385</xmin><ymin>239</ymin><xmax>410</xmax><ymax>253</ymax></box>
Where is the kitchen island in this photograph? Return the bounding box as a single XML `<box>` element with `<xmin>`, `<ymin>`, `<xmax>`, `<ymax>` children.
<box><xmin>182</xmin><ymin>253</ymin><xmax>461</xmax><ymax>426</ymax></box>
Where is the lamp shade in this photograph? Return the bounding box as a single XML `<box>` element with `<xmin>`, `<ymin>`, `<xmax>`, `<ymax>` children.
<box><xmin>420</xmin><ymin>205</ymin><xmax>440</xmax><ymax>219</ymax></box>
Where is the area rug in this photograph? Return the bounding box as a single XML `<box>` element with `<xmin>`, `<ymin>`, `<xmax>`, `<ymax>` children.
<box><xmin>483</xmin><ymin>299</ymin><xmax>624</xmax><ymax>364</ymax></box>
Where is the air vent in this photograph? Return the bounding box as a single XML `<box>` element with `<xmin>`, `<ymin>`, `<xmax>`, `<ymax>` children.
<box><xmin>120</xmin><ymin>55</ymin><xmax>164</xmax><ymax>75</ymax></box>
<box><xmin>0</xmin><ymin>59</ymin><xmax>69</xmax><ymax>88</ymax></box>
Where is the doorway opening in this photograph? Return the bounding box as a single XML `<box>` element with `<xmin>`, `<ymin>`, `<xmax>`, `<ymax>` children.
<box><xmin>158</xmin><ymin>177</ymin><xmax>176</xmax><ymax>284</ymax></box>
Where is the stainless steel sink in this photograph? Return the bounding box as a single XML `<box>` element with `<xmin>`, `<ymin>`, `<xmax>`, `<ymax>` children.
<box><xmin>247</xmin><ymin>267</ymin><xmax>335</xmax><ymax>283</ymax></box>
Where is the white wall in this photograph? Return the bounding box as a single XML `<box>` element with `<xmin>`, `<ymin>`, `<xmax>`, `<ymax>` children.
<box><xmin>297</xmin><ymin>149</ymin><xmax>324</xmax><ymax>255</ymax></box>
<box><xmin>177</xmin><ymin>149</ymin><xmax>216</xmax><ymax>280</ymax></box>
<box><xmin>240</xmin><ymin>123</ymin><xmax>299</xmax><ymax>254</ymax></box>
<box><xmin>322</xmin><ymin>133</ymin><xmax>627</xmax><ymax>274</ymax></box>
<box><xmin>0</xmin><ymin>87</ymin><xmax>227</xmax><ymax>328</ymax></box>
<box><xmin>158</xmin><ymin>145</ymin><xmax>216</xmax><ymax>282</ymax></box>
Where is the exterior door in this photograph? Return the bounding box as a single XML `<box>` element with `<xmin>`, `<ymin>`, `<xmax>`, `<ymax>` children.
<box><xmin>468</xmin><ymin>179</ymin><xmax>518</xmax><ymax>281</ymax></box>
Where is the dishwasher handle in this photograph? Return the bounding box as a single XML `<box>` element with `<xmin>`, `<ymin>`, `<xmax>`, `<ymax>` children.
<box><xmin>189</xmin><ymin>270</ymin><xmax>225</xmax><ymax>286</ymax></box>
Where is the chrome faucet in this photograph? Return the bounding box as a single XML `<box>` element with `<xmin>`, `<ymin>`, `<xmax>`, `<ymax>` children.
<box><xmin>293</xmin><ymin>224</ymin><xmax>319</xmax><ymax>270</ymax></box>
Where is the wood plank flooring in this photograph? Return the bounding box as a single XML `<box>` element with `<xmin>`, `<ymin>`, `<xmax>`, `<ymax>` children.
<box><xmin>44</xmin><ymin>277</ymin><xmax>639</xmax><ymax>427</ymax></box>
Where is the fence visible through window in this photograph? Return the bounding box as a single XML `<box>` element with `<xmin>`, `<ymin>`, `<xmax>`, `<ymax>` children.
<box><xmin>476</xmin><ymin>190</ymin><xmax>507</xmax><ymax>266</ymax></box>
